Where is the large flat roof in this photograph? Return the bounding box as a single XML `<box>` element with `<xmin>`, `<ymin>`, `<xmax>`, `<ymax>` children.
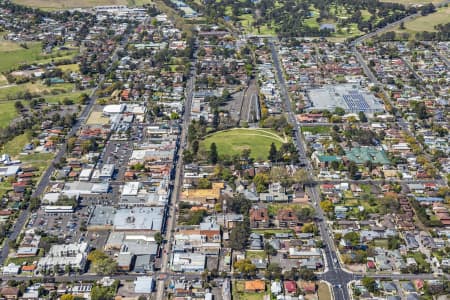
<box><xmin>113</xmin><ymin>207</ymin><xmax>165</xmax><ymax>231</ymax></box>
<box><xmin>307</xmin><ymin>84</ymin><xmax>384</xmax><ymax>114</ymax></box>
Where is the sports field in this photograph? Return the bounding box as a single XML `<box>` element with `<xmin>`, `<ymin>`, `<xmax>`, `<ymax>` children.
<box><xmin>200</xmin><ymin>128</ymin><xmax>286</xmax><ymax>161</ymax></box>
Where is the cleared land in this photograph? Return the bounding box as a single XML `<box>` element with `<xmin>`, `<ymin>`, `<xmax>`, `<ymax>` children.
<box><xmin>2</xmin><ymin>131</ymin><xmax>33</xmax><ymax>157</ymax></box>
<box><xmin>395</xmin><ymin>6</ymin><xmax>450</xmax><ymax>34</ymax></box>
<box><xmin>87</xmin><ymin>111</ymin><xmax>110</xmax><ymax>125</ymax></box>
<box><xmin>0</xmin><ymin>102</ymin><xmax>18</xmax><ymax>128</ymax></box>
<box><xmin>200</xmin><ymin>128</ymin><xmax>286</xmax><ymax>161</ymax></box>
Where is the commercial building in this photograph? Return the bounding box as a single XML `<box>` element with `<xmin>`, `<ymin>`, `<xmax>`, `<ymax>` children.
<box><xmin>38</xmin><ymin>242</ymin><xmax>89</xmax><ymax>272</ymax></box>
<box><xmin>307</xmin><ymin>84</ymin><xmax>384</xmax><ymax>114</ymax></box>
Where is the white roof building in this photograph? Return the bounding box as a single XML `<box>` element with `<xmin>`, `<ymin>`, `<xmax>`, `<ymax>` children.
<box><xmin>134</xmin><ymin>277</ymin><xmax>154</xmax><ymax>293</ymax></box>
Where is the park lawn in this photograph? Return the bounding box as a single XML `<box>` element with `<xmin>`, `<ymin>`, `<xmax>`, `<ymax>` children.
<box><xmin>396</xmin><ymin>6</ymin><xmax>450</xmax><ymax>34</ymax></box>
<box><xmin>0</xmin><ymin>82</ymin><xmax>74</xmax><ymax>101</ymax></box>
<box><xmin>318</xmin><ymin>282</ymin><xmax>332</xmax><ymax>300</ymax></box>
<box><xmin>200</xmin><ymin>128</ymin><xmax>286</xmax><ymax>161</ymax></box>
<box><xmin>2</xmin><ymin>131</ymin><xmax>33</xmax><ymax>158</ymax></box>
<box><xmin>0</xmin><ymin>102</ymin><xmax>17</xmax><ymax>128</ymax></box>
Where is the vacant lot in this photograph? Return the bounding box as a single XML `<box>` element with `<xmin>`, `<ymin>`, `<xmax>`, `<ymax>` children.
<box><xmin>2</xmin><ymin>131</ymin><xmax>33</xmax><ymax>157</ymax></box>
<box><xmin>0</xmin><ymin>102</ymin><xmax>17</xmax><ymax>128</ymax></box>
<box><xmin>200</xmin><ymin>128</ymin><xmax>286</xmax><ymax>161</ymax></box>
<box><xmin>87</xmin><ymin>111</ymin><xmax>110</xmax><ymax>125</ymax></box>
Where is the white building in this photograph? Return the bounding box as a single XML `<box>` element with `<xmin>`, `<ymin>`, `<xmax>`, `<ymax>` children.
<box><xmin>38</xmin><ymin>242</ymin><xmax>90</xmax><ymax>272</ymax></box>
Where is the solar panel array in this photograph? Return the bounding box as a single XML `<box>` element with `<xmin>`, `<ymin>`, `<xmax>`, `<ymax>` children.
<box><xmin>343</xmin><ymin>90</ymin><xmax>370</xmax><ymax>112</ymax></box>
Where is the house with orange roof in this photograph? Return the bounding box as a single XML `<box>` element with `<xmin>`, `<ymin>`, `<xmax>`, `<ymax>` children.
<box><xmin>244</xmin><ymin>280</ymin><xmax>265</xmax><ymax>292</ymax></box>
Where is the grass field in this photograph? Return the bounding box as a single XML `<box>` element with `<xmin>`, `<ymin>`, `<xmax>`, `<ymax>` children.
<box><xmin>301</xmin><ymin>125</ymin><xmax>332</xmax><ymax>134</ymax></box>
<box><xmin>0</xmin><ymin>102</ymin><xmax>17</xmax><ymax>128</ymax></box>
<box><xmin>0</xmin><ymin>82</ymin><xmax>74</xmax><ymax>101</ymax></box>
<box><xmin>2</xmin><ymin>131</ymin><xmax>33</xmax><ymax>157</ymax></box>
<box><xmin>200</xmin><ymin>128</ymin><xmax>286</xmax><ymax>161</ymax></box>
<box><xmin>395</xmin><ymin>6</ymin><xmax>450</xmax><ymax>34</ymax></box>
<box><xmin>0</xmin><ymin>41</ymin><xmax>78</xmax><ymax>72</ymax></box>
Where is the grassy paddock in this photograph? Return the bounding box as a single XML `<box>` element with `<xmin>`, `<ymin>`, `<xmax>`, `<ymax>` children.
<box><xmin>0</xmin><ymin>102</ymin><xmax>17</xmax><ymax>128</ymax></box>
<box><xmin>200</xmin><ymin>128</ymin><xmax>286</xmax><ymax>161</ymax></box>
<box><xmin>396</xmin><ymin>6</ymin><xmax>450</xmax><ymax>34</ymax></box>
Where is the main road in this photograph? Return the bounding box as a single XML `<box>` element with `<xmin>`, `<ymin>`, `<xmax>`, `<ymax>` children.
<box><xmin>0</xmin><ymin>24</ymin><xmax>134</xmax><ymax>266</ymax></box>
<box><xmin>269</xmin><ymin>40</ymin><xmax>352</xmax><ymax>300</ymax></box>
<box><xmin>155</xmin><ymin>45</ymin><xmax>197</xmax><ymax>300</ymax></box>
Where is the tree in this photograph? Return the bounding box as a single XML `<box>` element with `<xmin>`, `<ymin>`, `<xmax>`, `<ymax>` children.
<box><xmin>299</xmin><ymin>269</ymin><xmax>316</xmax><ymax>281</ymax></box>
<box><xmin>197</xmin><ymin>178</ymin><xmax>212</xmax><ymax>189</ymax></box>
<box><xmin>226</xmin><ymin>194</ymin><xmax>251</xmax><ymax>215</ymax></box>
<box><xmin>265</xmin><ymin>263</ymin><xmax>282</xmax><ymax>280</ymax></box>
<box><xmin>320</xmin><ymin>200</ymin><xmax>333</xmax><ymax>213</ymax></box>
<box><xmin>268</xmin><ymin>142</ymin><xmax>278</xmax><ymax>162</ymax></box>
<box><xmin>229</xmin><ymin>221</ymin><xmax>250</xmax><ymax>250</ymax></box>
<box><xmin>209</xmin><ymin>142</ymin><xmax>218</xmax><ymax>164</ymax></box>
<box><xmin>334</xmin><ymin>107</ymin><xmax>345</xmax><ymax>116</ymax></box>
<box><xmin>212</xmin><ymin>110</ymin><xmax>219</xmax><ymax>129</ymax></box>
<box><xmin>154</xmin><ymin>232</ymin><xmax>163</xmax><ymax>245</ymax></box>
<box><xmin>78</xmin><ymin>93</ymin><xmax>90</xmax><ymax>105</ymax></box>
<box><xmin>264</xmin><ymin>242</ymin><xmax>277</xmax><ymax>256</ymax></box>
<box><xmin>361</xmin><ymin>277</ymin><xmax>377</xmax><ymax>293</ymax></box>
<box><xmin>343</xmin><ymin>232</ymin><xmax>360</xmax><ymax>246</ymax></box>
<box><xmin>192</xmin><ymin>140</ymin><xmax>199</xmax><ymax>155</ymax></box>
<box><xmin>88</xmin><ymin>250</ymin><xmax>117</xmax><ymax>275</ymax></box>
<box><xmin>14</xmin><ymin>101</ymin><xmax>24</xmax><ymax>112</ymax></box>
<box><xmin>61</xmin><ymin>295</ymin><xmax>74</xmax><ymax>300</ymax></box>
<box><xmin>358</xmin><ymin>111</ymin><xmax>368</xmax><ymax>122</ymax></box>
<box><xmin>234</xmin><ymin>259</ymin><xmax>256</xmax><ymax>277</ymax></box>
<box><xmin>253</xmin><ymin>173</ymin><xmax>269</xmax><ymax>193</ymax></box>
